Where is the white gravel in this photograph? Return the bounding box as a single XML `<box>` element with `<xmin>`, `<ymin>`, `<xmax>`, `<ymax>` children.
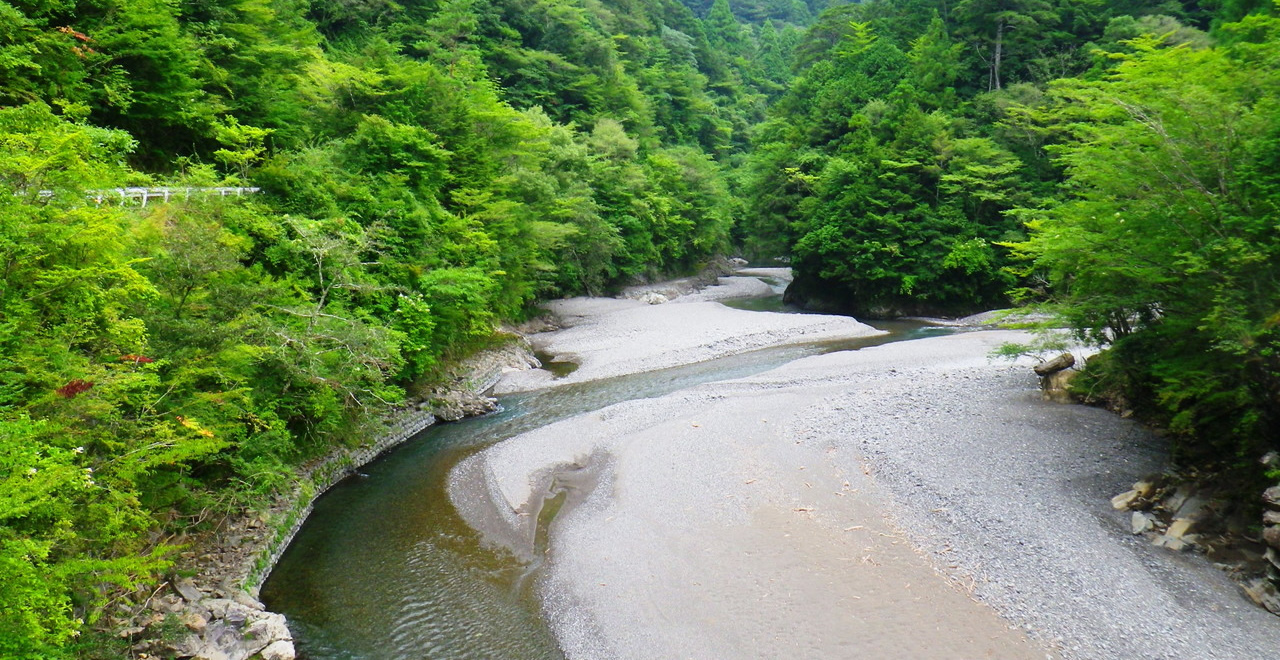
<box><xmin>454</xmin><ymin>272</ymin><xmax>1280</xmax><ymax>659</ymax></box>
<box><xmin>492</xmin><ymin>297</ymin><xmax>883</xmax><ymax>394</ymax></box>
<box><xmin>457</xmin><ymin>327</ymin><xmax>1280</xmax><ymax>659</ymax></box>
<box><xmin>670</xmin><ymin>275</ymin><xmax>775</xmax><ymax>302</ymax></box>
<box><xmin>832</xmin><ymin>353</ymin><xmax>1280</xmax><ymax>659</ymax></box>
<box><xmin>458</xmin><ymin>332</ymin><xmax>1051</xmax><ymax>659</ymax></box>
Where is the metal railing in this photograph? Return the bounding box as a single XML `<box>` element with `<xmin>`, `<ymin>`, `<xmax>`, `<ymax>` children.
<box><xmin>29</xmin><ymin>186</ymin><xmax>261</xmax><ymax>206</ymax></box>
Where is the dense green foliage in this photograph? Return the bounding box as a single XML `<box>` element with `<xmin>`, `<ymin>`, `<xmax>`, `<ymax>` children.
<box><xmin>1008</xmin><ymin>15</ymin><xmax>1280</xmax><ymax>478</ymax></box>
<box><xmin>745</xmin><ymin>0</ymin><xmax>1278</xmax><ymax>500</ymax></box>
<box><xmin>741</xmin><ymin>0</ymin><xmax>1257</xmax><ymax>316</ymax></box>
<box><xmin>0</xmin><ymin>0</ymin><xmax>803</xmax><ymax>653</ymax></box>
<box><xmin>3</xmin><ymin>0</ymin><xmax>1278</xmax><ymax>652</ymax></box>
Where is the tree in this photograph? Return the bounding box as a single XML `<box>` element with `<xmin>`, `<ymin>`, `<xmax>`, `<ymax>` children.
<box><xmin>1007</xmin><ymin>17</ymin><xmax>1280</xmax><ymax>470</ymax></box>
<box><xmin>0</xmin><ymin>104</ymin><xmax>216</xmax><ymax>655</ymax></box>
<box><xmin>264</xmin><ymin>217</ymin><xmax>403</xmax><ymax>416</ymax></box>
<box><xmin>0</xmin><ymin>0</ymin><xmax>796</xmax><ymax>650</ymax></box>
<box><xmin>954</xmin><ymin>0</ymin><xmax>1056</xmax><ymax>90</ymax></box>
<box><xmin>906</xmin><ymin>14</ymin><xmax>965</xmax><ymax>109</ymax></box>
<box><xmin>707</xmin><ymin>0</ymin><xmax>748</xmax><ymax>54</ymax></box>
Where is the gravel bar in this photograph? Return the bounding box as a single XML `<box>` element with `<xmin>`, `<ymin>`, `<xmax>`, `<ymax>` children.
<box><xmin>831</xmin><ymin>352</ymin><xmax>1280</xmax><ymax>659</ymax></box>
<box><xmin>455</xmin><ymin>261</ymin><xmax>1280</xmax><ymax>660</ymax></box>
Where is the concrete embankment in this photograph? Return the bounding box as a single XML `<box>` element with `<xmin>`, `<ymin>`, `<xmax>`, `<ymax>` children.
<box><xmin>125</xmin><ymin>339</ymin><xmax>539</xmax><ymax>660</ymax></box>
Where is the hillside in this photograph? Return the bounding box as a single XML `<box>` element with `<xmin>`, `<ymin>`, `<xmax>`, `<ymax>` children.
<box><xmin>1</xmin><ymin>0</ymin><xmax>1278</xmax><ymax>655</ymax></box>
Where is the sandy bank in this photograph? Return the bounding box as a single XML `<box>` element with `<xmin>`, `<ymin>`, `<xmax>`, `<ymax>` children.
<box><xmin>493</xmin><ymin>295</ymin><xmax>883</xmax><ymax>394</ymax></box>
<box><xmin>455</xmin><ymin>331</ymin><xmax>1049</xmax><ymax>659</ymax></box>
<box><xmin>456</xmin><ymin>326</ymin><xmax>1280</xmax><ymax>659</ymax></box>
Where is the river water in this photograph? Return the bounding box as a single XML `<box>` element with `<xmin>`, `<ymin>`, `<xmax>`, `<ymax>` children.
<box><xmin>260</xmin><ymin>305</ymin><xmax>949</xmax><ymax>658</ymax></box>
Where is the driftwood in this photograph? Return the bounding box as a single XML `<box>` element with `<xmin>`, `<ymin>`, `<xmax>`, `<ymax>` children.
<box><xmin>1033</xmin><ymin>352</ymin><xmax>1075</xmax><ymax>376</ymax></box>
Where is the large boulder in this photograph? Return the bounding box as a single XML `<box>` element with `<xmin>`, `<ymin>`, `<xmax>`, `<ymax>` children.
<box><xmin>259</xmin><ymin>640</ymin><xmax>296</xmax><ymax>660</ymax></box>
<box><xmin>1264</xmin><ymin>524</ymin><xmax>1280</xmax><ymax>551</ymax></box>
<box><xmin>175</xmin><ymin>596</ymin><xmax>293</xmax><ymax>660</ymax></box>
<box><xmin>1036</xmin><ymin>353</ymin><xmax>1078</xmax><ymax>402</ymax></box>
<box><xmin>1263</xmin><ymin>485</ymin><xmax>1280</xmax><ymax>511</ymax></box>
<box><xmin>1245</xmin><ymin>578</ymin><xmax>1280</xmax><ymax>615</ymax></box>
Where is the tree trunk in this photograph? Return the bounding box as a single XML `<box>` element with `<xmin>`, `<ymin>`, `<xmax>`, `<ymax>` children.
<box><xmin>991</xmin><ymin>20</ymin><xmax>1004</xmax><ymax>91</ymax></box>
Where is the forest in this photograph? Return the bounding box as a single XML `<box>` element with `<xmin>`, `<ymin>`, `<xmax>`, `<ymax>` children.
<box><xmin>742</xmin><ymin>0</ymin><xmax>1278</xmax><ymax>500</ymax></box>
<box><xmin>1</xmin><ymin>0</ymin><xmax>1277</xmax><ymax>654</ymax></box>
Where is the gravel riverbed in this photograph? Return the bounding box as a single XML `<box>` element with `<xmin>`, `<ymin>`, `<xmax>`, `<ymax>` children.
<box><xmin>833</xmin><ymin>359</ymin><xmax>1280</xmax><ymax>659</ymax></box>
<box><xmin>452</xmin><ymin>275</ymin><xmax>1280</xmax><ymax>659</ymax></box>
<box><xmin>493</xmin><ymin>296</ymin><xmax>883</xmax><ymax>393</ymax></box>
<box><xmin>457</xmin><ymin>332</ymin><xmax>1049</xmax><ymax>659</ymax></box>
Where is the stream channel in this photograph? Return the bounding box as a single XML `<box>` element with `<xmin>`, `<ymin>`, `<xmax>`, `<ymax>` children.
<box><xmin>260</xmin><ymin>293</ymin><xmax>954</xmax><ymax>659</ymax></box>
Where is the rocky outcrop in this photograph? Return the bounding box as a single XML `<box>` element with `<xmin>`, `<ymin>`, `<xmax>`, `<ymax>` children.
<box><xmin>617</xmin><ymin>258</ymin><xmax>737</xmax><ymax>305</ymax></box>
<box><xmin>429</xmin><ymin>390</ymin><xmax>499</xmax><ymax>421</ymax></box>
<box><xmin>411</xmin><ymin>332</ymin><xmax>541</xmax><ymax>421</ymax></box>
<box><xmin>1112</xmin><ymin>477</ymin><xmax>1236</xmax><ymax>553</ymax></box>
<box><xmin>1034</xmin><ymin>353</ymin><xmax>1077</xmax><ymax>403</ymax></box>
<box><xmin>121</xmin><ymin>581</ymin><xmax>295</xmax><ymax>660</ymax></box>
<box><xmin>1256</xmin><ymin>467</ymin><xmax>1280</xmax><ymax>615</ymax></box>
<box><xmin>179</xmin><ymin>599</ymin><xmax>292</xmax><ymax>660</ymax></box>
<box><xmin>1111</xmin><ymin>472</ymin><xmax>1278</xmax><ymax>615</ymax></box>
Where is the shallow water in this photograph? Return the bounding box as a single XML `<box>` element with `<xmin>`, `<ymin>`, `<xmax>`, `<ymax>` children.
<box><xmin>532</xmin><ymin>350</ymin><xmax>579</xmax><ymax>379</ymax></box>
<box><xmin>260</xmin><ymin>308</ymin><xmax>947</xmax><ymax>659</ymax></box>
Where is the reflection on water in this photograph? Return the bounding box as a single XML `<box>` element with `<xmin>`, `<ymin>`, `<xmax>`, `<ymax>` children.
<box><xmin>722</xmin><ymin>295</ymin><xmax>799</xmax><ymax>313</ymax></box>
<box><xmin>260</xmin><ymin>300</ymin><xmax>950</xmax><ymax>659</ymax></box>
<box><xmin>533</xmin><ymin>350</ymin><xmax>578</xmax><ymax>379</ymax></box>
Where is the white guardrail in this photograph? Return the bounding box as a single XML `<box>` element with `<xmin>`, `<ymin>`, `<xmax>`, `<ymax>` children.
<box><xmin>30</xmin><ymin>187</ymin><xmax>261</xmax><ymax>206</ymax></box>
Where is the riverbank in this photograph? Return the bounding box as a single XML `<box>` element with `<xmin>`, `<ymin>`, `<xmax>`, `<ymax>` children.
<box><xmin>122</xmin><ymin>264</ymin><xmax>816</xmax><ymax>659</ymax></box>
<box><xmin>123</xmin><ymin>265</ymin><xmax>816</xmax><ymax>659</ymax></box>
<box><xmin>493</xmin><ymin>291</ymin><xmax>884</xmax><ymax>394</ymax></box>
<box><xmin>121</xmin><ymin>338</ymin><xmax>540</xmax><ymax>660</ymax></box>
<box><xmin>455</xmin><ymin>281</ymin><xmax>1280</xmax><ymax>658</ymax></box>
<box><xmin>153</xmin><ymin>265</ymin><xmax>1280</xmax><ymax>660</ymax></box>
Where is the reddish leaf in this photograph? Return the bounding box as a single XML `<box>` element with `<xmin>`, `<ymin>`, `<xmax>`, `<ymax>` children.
<box><xmin>56</xmin><ymin>380</ymin><xmax>95</xmax><ymax>398</ymax></box>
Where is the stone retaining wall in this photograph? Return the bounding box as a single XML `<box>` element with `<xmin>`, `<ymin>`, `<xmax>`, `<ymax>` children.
<box><xmin>126</xmin><ymin>336</ymin><xmax>543</xmax><ymax>660</ymax></box>
<box><xmin>246</xmin><ymin>409</ymin><xmax>440</xmax><ymax>595</ymax></box>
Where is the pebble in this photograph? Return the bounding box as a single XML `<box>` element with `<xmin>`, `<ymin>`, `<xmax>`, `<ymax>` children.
<box><xmin>840</xmin><ymin>364</ymin><xmax>1280</xmax><ymax>659</ymax></box>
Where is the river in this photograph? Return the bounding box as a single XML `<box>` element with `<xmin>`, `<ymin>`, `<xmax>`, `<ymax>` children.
<box><xmin>259</xmin><ymin>308</ymin><xmax>945</xmax><ymax>658</ymax></box>
<box><xmin>261</xmin><ymin>277</ymin><xmax>1280</xmax><ymax>660</ymax></box>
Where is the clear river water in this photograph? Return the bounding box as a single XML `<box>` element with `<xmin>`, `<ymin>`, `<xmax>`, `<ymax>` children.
<box><xmin>259</xmin><ymin>302</ymin><xmax>949</xmax><ymax>659</ymax></box>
